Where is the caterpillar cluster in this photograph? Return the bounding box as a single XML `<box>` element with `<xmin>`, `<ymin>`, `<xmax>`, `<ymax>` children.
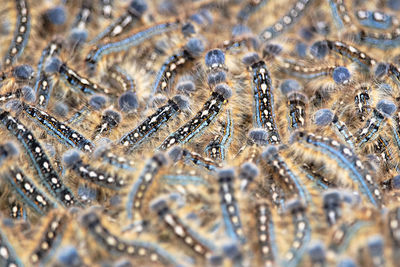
<box><xmin>1</xmin><ymin>0</ymin><xmax>400</xmax><ymax>266</ymax></box>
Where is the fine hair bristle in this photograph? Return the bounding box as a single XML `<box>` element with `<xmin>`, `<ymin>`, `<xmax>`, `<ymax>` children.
<box><xmin>21</xmin><ymin>86</ymin><xmax>35</xmax><ymax>103</ymax></box>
